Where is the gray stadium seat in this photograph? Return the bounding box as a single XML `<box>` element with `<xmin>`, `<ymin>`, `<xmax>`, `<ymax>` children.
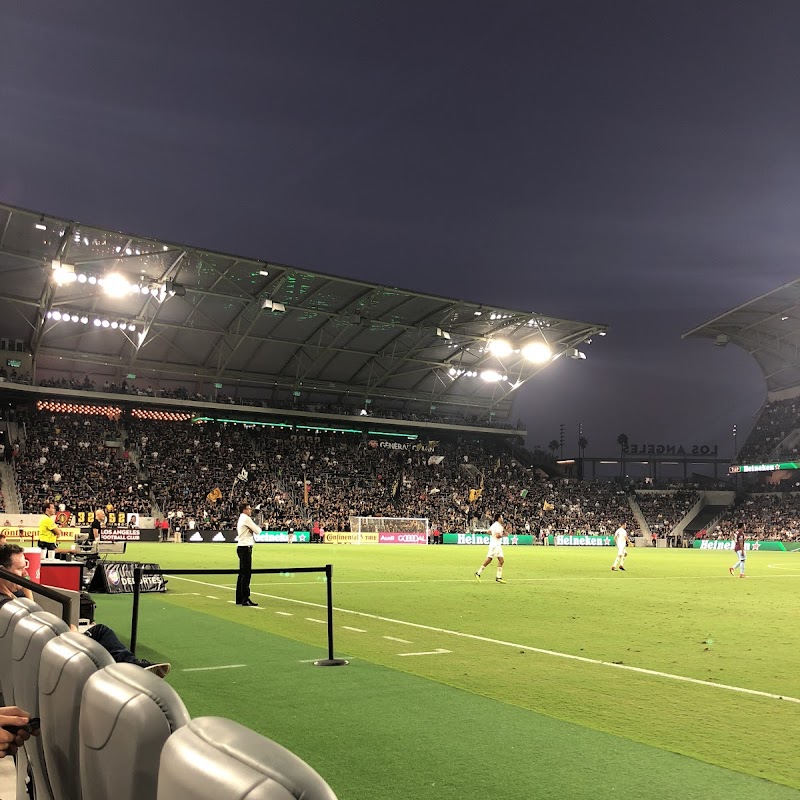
<box><xmin>79</xmin><ymin>662</ymin><xmax>190</xmax><ymax>800</ymax></box>
<box><xmin>0</xmin><ymin>597</ymin><xmax>41</xmax><ymax>704</ymax></box>
<box><xmin>12</xmin><ymin>610</ymin><xmax>70</xmax><ymax>800</ymax></box>
<box><xmin>40</xmin><ymin>631</ymin><xmax>115</xmax><ymax>800</ymax></box>
<box><xmin>157</xmin><ymin>717</ymin><xmax>338</xmax><ymax>800</ymax></box>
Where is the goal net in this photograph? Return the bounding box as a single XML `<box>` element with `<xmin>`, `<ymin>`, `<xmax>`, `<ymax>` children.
<box><xmin>349</xmin><ymin>516</ymin><xmax>430</xmax><ymax>540</ymax></box>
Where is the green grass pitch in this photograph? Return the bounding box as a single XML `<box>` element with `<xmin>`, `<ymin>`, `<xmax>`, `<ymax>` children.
<box><xmin>93</xmin><ymin>543</ymin><xmax>800</xmax><ymax>799</ymax></box>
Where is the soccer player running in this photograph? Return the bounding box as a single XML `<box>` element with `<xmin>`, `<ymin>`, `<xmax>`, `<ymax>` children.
<box><xmin>730</xmin><ymin>525</ymin><xmax>747</xmax><ymax>578</ymax></box>
<box><xmin>611</xmin><ymin>522</ymin><xmax>629</xmax><ymax>571</ymax></box>
<box><xmin>475</xmin><ymin>513</ymin><xmax>508</xmax><ymax>584</ymax></box>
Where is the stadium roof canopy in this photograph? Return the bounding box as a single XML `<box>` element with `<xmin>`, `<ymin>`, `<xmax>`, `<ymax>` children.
<box><xmin>0</xmin><ymin>201</ymin><xmax>607</xmax><ymax>423</ymax></box>
<box><xmin>683</xmin><ymin>277</ymin><xmax>800</xmax><ymax>392</ymax></box>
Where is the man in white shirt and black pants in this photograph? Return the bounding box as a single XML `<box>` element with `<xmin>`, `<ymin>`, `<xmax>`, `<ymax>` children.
<box><xmin>236</xmin><ymin>502</ymin><xmax>261</xmax><ymax>606</ymax></box>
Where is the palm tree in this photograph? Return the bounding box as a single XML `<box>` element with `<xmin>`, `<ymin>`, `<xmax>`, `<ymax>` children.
<box><xmin>578</xmin><ymin>436</ymin><xmax>588</xmax><ymax>458</ymax></box>
<box><xmin>617</xmin><ymin>433</ymin><xmax>628</xmax><ymax>479</ymax></box>
<box><xmin>548</xmin><ymin>439</ymin><xmax>559</xmax><ymax>458</ymax></box>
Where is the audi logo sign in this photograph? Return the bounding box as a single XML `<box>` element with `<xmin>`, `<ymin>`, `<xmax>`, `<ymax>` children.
<box><xmin>378</xmin><ymin>533</ymin><xmax>428</xmax><ymax>544</ymax></box>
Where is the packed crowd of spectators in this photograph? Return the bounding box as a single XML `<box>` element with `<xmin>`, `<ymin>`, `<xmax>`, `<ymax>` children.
<box><xmin>5</xmin><ymin>404</ymin><xmax>800</xmax><ymax>540</ymax></box>
<box><xmin>0</xmin><ymin>366</ymin><xmax>32</xmax><ymax>384</ymax></box>
<box><xmin>634</xmin><ymin>490</ymin><xmax>699</xmax><ymax>537</ymax></box>
<box><xmin>6</xmin><ymin>406</ymin><xmax>625</xmax><ymax>534</ymax></box>
<box><xmin>13</xmin><ymin>408</ymin><xmax>150</xmax><ymax>517</ymax></box>
<box><xmin>714</xmin><ymin>493</ymin><xmax>800</xmax><ymax>541</ymax></box>
<box><xmin>737</xmin><ymin>396</ymin><xmax>800</xmax><ymax>463</ymax></box>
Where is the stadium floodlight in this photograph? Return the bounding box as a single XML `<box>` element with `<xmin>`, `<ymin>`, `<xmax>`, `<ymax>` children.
<box><xmin>261</xmin><ymin>299</ymin><xmax>286</xmax><ymax>312</ymax></box>
<box><xmin>436</xmin><ymin>327</ymin><xmax>451</xmax><ymax>340</ymax></box>
<box><xmin>522</xmin><ymin>341</ymin><xmax>552</xmax><ymax>363</ymax></box>
<box><xmin>102</xmin><ymin>273</ymin><xmax>131</xmax><ymax>298</ymax></box>
<box><xmin>52</xmin><ymin>262</ymin><xmax>77</xmax><ymax>285</ymax></box>
<box><xmin>51</xmin><ymin>311</ymin><xmax>62</xmax><ymax>321</ymax></box>
<box><xmin>480</xmin><ymin>369</ymin><xmax>502</xmax><ymax>382</ymax></box>
<box><xmin>568</xmin><ymin>348</ymin><xmax>587</xmax><ymax>360</ymax></box>
<box><xmin>487</xmin><ymin>339</ymin><xmax>512</xmax><ymax>357</ymax></box>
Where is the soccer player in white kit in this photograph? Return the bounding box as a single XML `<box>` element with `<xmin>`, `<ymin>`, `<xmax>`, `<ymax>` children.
<box><xmin>611</xmin><ymin>522</ymin><xmax>629</xmax><ymax>571</ymax></box>
<box><xmin>475</xmin><ymin>513</ymin><xmax>508</xmax><ymax>583</ymax></box>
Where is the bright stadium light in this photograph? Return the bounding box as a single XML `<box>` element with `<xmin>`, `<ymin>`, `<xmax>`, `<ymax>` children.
<box><xmin>102</xmin><ymin>273</ymin><xmax>131</xmax><ymax>298</ymax></box>
<box><xmin>522</xmin><ymin>341</ymin><xmax>552</xmax><ymax>363</ymax></box>
<box><xmin>487</xmin><ymin>339</ymin><xmax>512</xmax><ymax>357</ymax></box>
<box><xmin>480</xmin><ymin>369</ymin><xmax>502</xmax><ymax>382</ymax></box>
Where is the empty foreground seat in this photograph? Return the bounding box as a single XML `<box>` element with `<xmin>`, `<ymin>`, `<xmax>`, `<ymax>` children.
<box><xmin>80</xmin><ymin>662</ymin><xmax>191</xmax><ymax>800</ymax></box>
<box><xmin>40</xmin><ymin>631</ymin><xmax>115</xmax><ymax>800</ymax></box>
<box><xmin>13</xmin><ymin>610</ymin><xmax>70</xmax><ymax>800</ymax></box>
<box><xmin>0</xmin><ymin>597</ymin><xmax>42</xmax><ymax>703</ymax></box>
<box><xmin>157</xmin><ymin>717</ymin><xmax>338</xmax><ymax>800</ymax></box>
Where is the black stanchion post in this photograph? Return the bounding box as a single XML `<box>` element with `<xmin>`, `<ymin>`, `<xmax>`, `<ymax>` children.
<box><xmin>314</xmin><ymin>563</ymin><xmax>348</xmax><ymax>667</ymax></box>
<box><xmin>130</xmin><ymin>566</ymin><xmax>142</xmax><ymax>655</ymax></box>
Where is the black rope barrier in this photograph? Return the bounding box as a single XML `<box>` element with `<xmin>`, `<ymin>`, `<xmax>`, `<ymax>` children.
<box><xmin>130</xmin><ymin>564</ymin><xmax>347</xmax><ymax>667</ymax></box>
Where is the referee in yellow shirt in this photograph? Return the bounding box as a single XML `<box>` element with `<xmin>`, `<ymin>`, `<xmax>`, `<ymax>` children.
<box><xmin>38</xmin><ymin>501</ymin><xmax>62</xmax><ymax>554</ymax></box>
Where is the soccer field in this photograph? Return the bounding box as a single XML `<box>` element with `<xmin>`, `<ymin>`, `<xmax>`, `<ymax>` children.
<box><xmin>94</xmin><ymin>544</ymin><xmax>800</xmax><ymax>799</ymax></box>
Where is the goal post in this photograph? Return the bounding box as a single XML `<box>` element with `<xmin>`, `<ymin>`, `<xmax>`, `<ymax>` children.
<box><xmin>348</xmin><ymin>516</ymin><xmax>430</xmax><ymax>543</ymax></box>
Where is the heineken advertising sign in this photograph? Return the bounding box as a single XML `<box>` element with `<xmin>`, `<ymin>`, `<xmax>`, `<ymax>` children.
<box><xmin>554</xmin><ymin>534</ymin><xmax>614</xmax><ymax>547</ymax></box>
<box><xmin>728</xmin><ymin>462</ymin><xmax>800</xmax><ymax>474</ymax></box>
<box><xmin>692</xmin><ymin>540</ymin><xmax>786</xmax><ymax>552</ymax></box>
<box><xmin>443</xmin><ymin>533</ymin><xmax>535</xmax><ymax>546</ymax></box>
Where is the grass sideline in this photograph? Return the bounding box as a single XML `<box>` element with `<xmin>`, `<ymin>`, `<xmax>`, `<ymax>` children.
<box><xmin>93</xmin><ymin>543</ymin><xmax>800</xmax><ymax>798</ymax></box>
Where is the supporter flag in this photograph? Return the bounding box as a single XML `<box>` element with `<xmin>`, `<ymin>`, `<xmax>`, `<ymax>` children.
<box><xmin>469</xmin><ymin>488</ymin><xmax>483</xmax><ymax>503</ymax></box>
<box><xmin>237</xmin><ymin>467</ymin><xmax>249</xmax><ymax>482</ymax></box>
<box><xmin>543</xmin><ymin>500</ymin><xmax>555</xmax><ymax>512</ymax></box>
<box><xmin>428</xmin><ymin>455</ymin><xmax>445</xmax><ymax>465</ymax></box>
<box><xmin>303</xmin><ymin>475</ymin><xmax>309</xmax><ymax>507</ymax></box>
<box><xmin>520</xmin><ymin>489</ymin><xmax>529</xmax><ymax>499</ymax></box>
<box><xmin>206</xmin><ymin>487</ymin><xmax>222</xmax><ymax>503</ymax></box>
<box><xmin>392</xmin><ymin>472</ymin><xmax>403</xmax><ymax>503</ymax></box>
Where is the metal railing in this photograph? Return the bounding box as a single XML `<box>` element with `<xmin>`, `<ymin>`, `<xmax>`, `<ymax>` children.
<box><xmin>130</xmin><ymin>564</ymin><xmax>347</xmax><ymax>667</ymax></box>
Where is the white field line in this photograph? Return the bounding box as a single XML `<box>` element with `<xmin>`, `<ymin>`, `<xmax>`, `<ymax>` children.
<box><xmin>168</xmin><ymin>575</ymin><xmax>800</xmax><ymax>704</ymax></box>
<box><xmin>247</xmin><ymin>573</ymin><xmax>800</xmax><ymax>586</ymax></box>
<box><xmin>384</xmin><ymin>636</ymin><xmax>413</xmax><ymax>643</ymax></box>
<box><xmin>205</xmin><ymin>595</ymin><xmax>219</xmax><ymax>599</ymax></box>
<box><xmin>305</xmin><ymin>617</ymin><xmax>327</xmax><ymax>624</ymax></box>
<box><xmin>275</xmin><ymin>611</ymin><xmax>293</xmax><ymax>616</ymax></box>
<box><xmin>397</xmin><ymin>648</ymin><xmax>450</xmax><ymax>657</ymax></box>
<box><xmin>342</xmin><ymin>626</ymin><xmax>367</xmax><ymax>632</ymax></box>
<box><xmin>182</xmin><ymin>664</ymin><xmax>247</xmax><ymax>672</ymax></box>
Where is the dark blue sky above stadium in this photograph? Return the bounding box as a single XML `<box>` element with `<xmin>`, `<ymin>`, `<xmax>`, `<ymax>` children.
<box><xmin>2</xmin><ymin>1</ymin><xmax>799</xmax><ymax>459</ymax></box>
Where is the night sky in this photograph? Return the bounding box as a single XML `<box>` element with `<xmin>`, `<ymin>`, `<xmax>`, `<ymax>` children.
<box><xmin>3</xmin><ymin>1</ymin><xmax>799</xmax><ymax>458</ymax></box>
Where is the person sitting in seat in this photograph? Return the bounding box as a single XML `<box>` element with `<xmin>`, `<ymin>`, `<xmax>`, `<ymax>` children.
<box><xmin>0</xmin><ymin>544</ymin><xmax>170</xmax><ymax>678</ymax></box>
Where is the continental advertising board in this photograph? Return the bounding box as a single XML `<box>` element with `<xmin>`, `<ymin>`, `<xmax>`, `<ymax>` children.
<box><xmin>0</xmin><ymin>526</ymin><xmax>81</xmax><ymax>545</ymax></box>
